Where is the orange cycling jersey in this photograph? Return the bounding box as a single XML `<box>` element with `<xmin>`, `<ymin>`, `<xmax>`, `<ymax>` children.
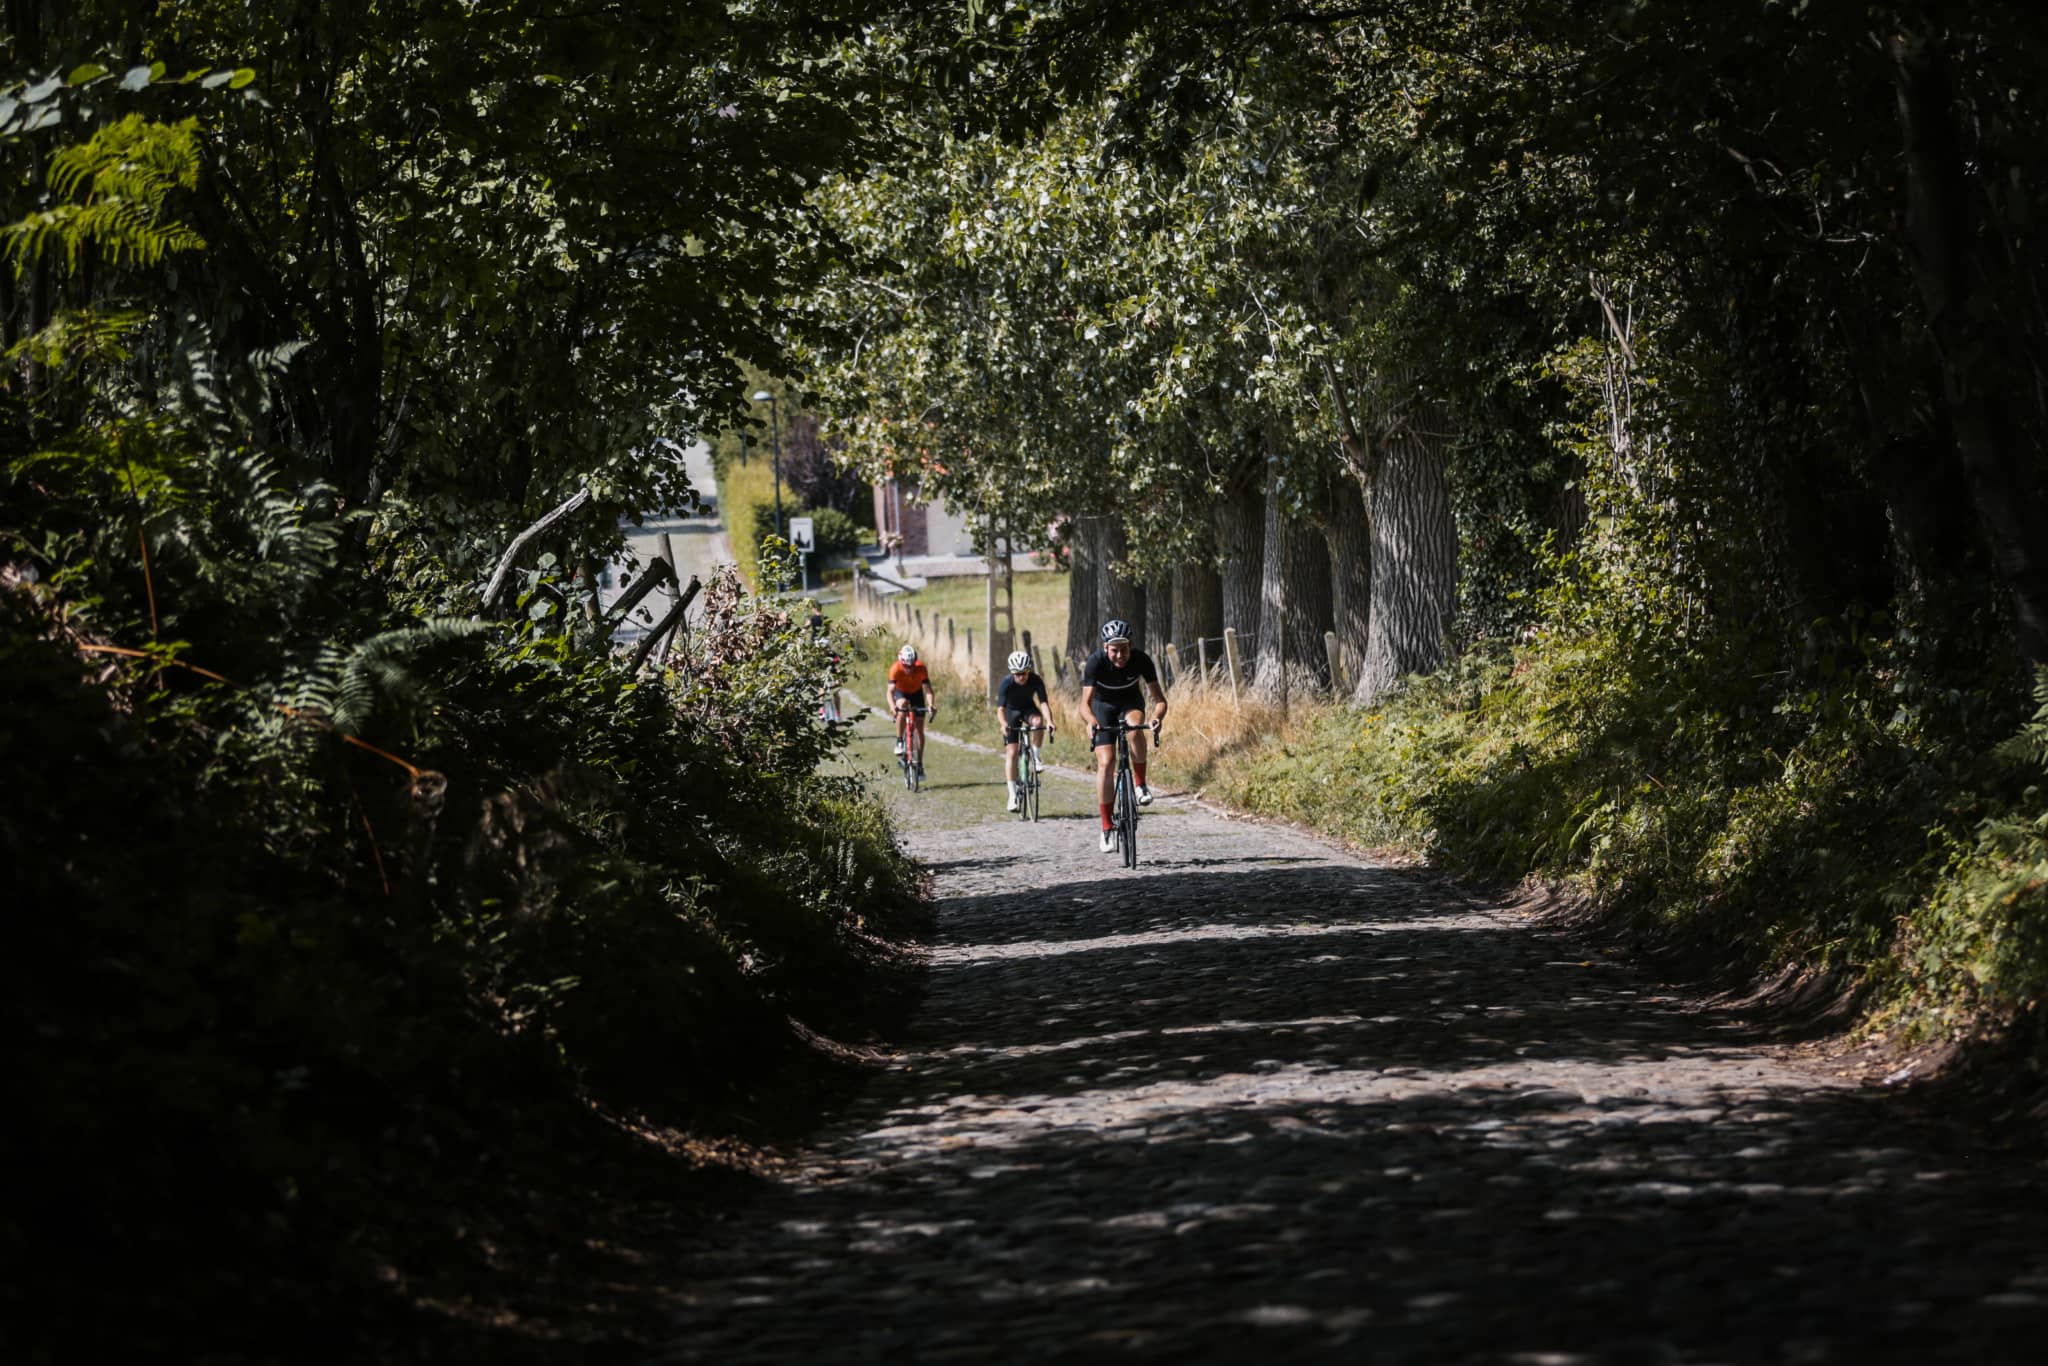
<box><xmin>888</xmin><ymin>660</ymin><xmax>931</xmax><ymax>701</ymax></box>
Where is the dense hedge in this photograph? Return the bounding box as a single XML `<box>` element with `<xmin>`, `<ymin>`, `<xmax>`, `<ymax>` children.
<box><xmin>1</xmin><ymin>534</ymin><xmax>918</xmax><ymax>1358</ymax></box>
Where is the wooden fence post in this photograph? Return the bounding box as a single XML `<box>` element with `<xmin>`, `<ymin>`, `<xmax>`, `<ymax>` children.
<box><xmin>1196</xmin><ymin>636</ymin><xmax>1212</xmax><ymax>694</ymax></box>
<box><xmin>1161</xmin><ymin>642</ymin><xmax>1179</xmax><ymax>691</ymax></box>
<box><xmin>1222</xmin><ymin>627</ymin><xmax>1243</xmax><ymax>705</ymax></box>
<box><xmin>1324</xmin><ymin>630</ymin><xmax>1343</xmax><ymax>696</ymax></box>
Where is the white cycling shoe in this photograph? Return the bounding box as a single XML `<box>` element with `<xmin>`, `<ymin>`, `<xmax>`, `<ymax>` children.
<box><xmin>1006</xmin><ymin>785</ymin><xmax>1021</xmax><ymax>812</ymax></box>
<box><xmin>893</xmin><ymin>737</ymin><xmax>907</xmax><ymax>757</ymax></box>
<box><xmin>1137</xmin><ymin>784</ymin><xmax>1153</xmax><ymax>806</ymax></box>
<box><xmin>1099</xmin><ymin>828</ymin><xmax>1117</xmax><ymax>854</ymax></box>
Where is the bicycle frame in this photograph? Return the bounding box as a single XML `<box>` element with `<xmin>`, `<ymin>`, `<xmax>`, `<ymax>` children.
<box><xmin>1110</xmin><ymin>718</ymin><xmax>1154</xmax><ymax>867</ymax></box>
<box><xmin>1011</xmin><ymin>719</ymin><xmax>1045</xmax><ymax>822</ymax></box>
<box><xmin>895</xmin><ymin>702</ymin><xmax>928</xmax><ymax>791</ymax></box>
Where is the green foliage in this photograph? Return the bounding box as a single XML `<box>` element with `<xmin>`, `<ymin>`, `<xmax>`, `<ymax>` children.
<box><xmin>1213</xmin><ymin>599</ymin><xmax>2036</xmax><ymax>1040</ymax></box>
<box><xmin>3</xmin><ymin>114</ymin><xmax>203</xmax><ymax>268</ymax></box>
<box><xmin>1</xmin><ymin>12</ymin><xmax>923</xmax><ymax>1356</ymax></box>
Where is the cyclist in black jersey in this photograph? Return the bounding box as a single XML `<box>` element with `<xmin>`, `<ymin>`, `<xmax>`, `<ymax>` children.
<box><xmin>992</xmin><ymin>649</ymin><xmax>1054</xmax><ymax>812</ymax></box>
<box><xmin>1079</xmin><ymin>618</ymin><xmax>1168</xmax><ymax>853</ymax></box>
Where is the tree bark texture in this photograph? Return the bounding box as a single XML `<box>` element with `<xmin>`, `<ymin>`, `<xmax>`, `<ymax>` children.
<box><xmin>1356</xmin><ymin>430</ymin><xmax>1459</xmax><ymax>705</ymax></box>
<box><xmin>1172</xmin><ymin>560</ymin><xmax>1223</xmax><ymax>659</ymax></box>
<box><xmin>1147</xmin><ymin>574</ymin><xmax>1175</xmax><ymax>655</ymax></box>
<box><xmin>1214</xmin><ymin>480</ymin><xmax>1264</xmax><ymax>649</ymax></box>
<box><xmin>1285</xmin><ymin>508</ymin><xmax>1334</xmax><ymax>682</ymax></box>
<box><xmin>1253</xmin><ymin>468</ymin><xmax>1288</xmax><ymax>700</ymax></box>
<box><xmin>1253</xmin><ymin>474</ymin><xmax>1331</xmax><ymax>700</ymax></box>
<box><xmin>1327</xmin><ymin>471</ymin><xmax>1373</xmax><ymax>691</ymax></box>
<box><xmin>1064</xmin><ymin>515</ymin><xmax>1101</xmax><ymax>676</ymax></box>
<box><xmin>1893</xmin><ymin>25</ymin><xmax>2048</xmax><ymax>667</ymax></box>
<box><xmin>1096</xmin><ymin>517</ymin><xmax>1146</xmax><ymax>647</ymax></box>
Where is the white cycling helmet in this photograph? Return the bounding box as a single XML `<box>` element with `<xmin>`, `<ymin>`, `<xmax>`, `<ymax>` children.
<box><xmin>898</xmin><ymin>644</ymin><xmax>919</xmax><ymax>664</ymax></box>
<box><xmin>1006</xmin><ymin>649</ymin><xmax>1032</xmax><ymax>672</ymax></box>
<box><xmin>1100</xmin><ymin>619</ymin><xmax>1133</xmax><ymax>645</ymax></box>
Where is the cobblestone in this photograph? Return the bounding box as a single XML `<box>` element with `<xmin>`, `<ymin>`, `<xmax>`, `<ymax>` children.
<box><xmin>656</xmin><ymin>791</ymin><xmax>2048</xmax><ymax>1363</ymax></box>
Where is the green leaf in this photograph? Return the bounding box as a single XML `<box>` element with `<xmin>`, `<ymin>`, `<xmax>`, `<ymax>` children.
<box><xmin>68</xmin><ymin>64</ymin><xmax>108</xmax><ymax>86</ymax></box>
<box><xmin>228</xmin><ymin>68</ymin><xmax>258</xmax><ymax>90</ymax></box>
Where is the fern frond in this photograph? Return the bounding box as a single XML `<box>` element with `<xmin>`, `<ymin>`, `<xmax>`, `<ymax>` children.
<box><xmin>4</xmin><ymin>115</ymin><xmax>205</xmax><ymax>271</ymax></box>
<box><xmin>328</xmin><ymin>621</ymin><xmax>491</xmax><ymax>733</ymax></box>
<box><xmin>1992</xmin><ymin>668</ymin><xmax>2048</xmax><ymax>774</ymax></box>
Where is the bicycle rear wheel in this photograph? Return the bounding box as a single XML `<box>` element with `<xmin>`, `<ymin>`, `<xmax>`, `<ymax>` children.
<box><xmin>1027</xmin><ymin>751</ymin><xmax>1041</xmax><ymax>822</ymax></box>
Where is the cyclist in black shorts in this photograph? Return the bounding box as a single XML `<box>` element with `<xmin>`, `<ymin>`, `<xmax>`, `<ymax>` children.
<box><xmin>1079</xmin><ymin>618</ymin><xmax>1168</xmax><ymax>853</ymax></box>
<box><xmin>993</xmin><ymin>648</ymin><xmax>1054</xmax><ymax>811</ymax></box>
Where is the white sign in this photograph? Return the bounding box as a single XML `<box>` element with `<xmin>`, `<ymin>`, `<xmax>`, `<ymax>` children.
<box><xmin>787</xmin><ymin>516</ymin><xmax>815</xmax><ymax>553</ymax></box>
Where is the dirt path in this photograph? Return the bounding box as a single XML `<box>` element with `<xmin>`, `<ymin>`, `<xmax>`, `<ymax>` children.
<box><xmin>655</xmin><ymin>726</ymin><xmax>2048</xmax><ymax>1363</ymax></box>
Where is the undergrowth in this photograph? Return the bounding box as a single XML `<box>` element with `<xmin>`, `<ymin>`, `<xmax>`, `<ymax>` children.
<box><xmin>1203</xmin><ymin>615</ymin><xmax>2047</xmax><ymax>1051</ymax></box>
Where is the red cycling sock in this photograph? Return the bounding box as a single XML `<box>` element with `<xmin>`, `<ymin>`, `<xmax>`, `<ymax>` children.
<box><xmin>1134</xmin><ymin>763</ymin><xmax>1148</xmax><ymax>785</ymax></box>
<box><xmin>1099</xmin><ymin>803</ymin><xmax>1113</xmax><ymax>830</ymax></box>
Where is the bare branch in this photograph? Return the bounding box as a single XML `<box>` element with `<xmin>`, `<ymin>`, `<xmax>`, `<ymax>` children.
<box><xmin>479</xmin><ymin>487</ymin><xmax>592</xmax><ymax>613</ymax></box>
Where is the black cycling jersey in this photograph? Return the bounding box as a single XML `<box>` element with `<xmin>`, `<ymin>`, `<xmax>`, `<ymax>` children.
<box><xmin>997</xmin><ymin>672</ymin><xmax>1049</xmax><ymax>718</ymax></box>
<box><xmin>1080</xmin><ymin>647</ymin><xmax>1158</xmax><ymax>700</ymax></box>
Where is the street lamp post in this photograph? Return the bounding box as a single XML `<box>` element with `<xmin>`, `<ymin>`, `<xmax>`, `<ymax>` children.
<box><xmin>751</xmin><ymin>389</ymin><xmax>784</xmax><ymax>542</ymax></box>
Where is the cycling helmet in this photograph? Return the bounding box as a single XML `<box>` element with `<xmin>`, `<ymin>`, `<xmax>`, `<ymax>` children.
<box><xmin>898</xmin><ymin>644</ymin><xmax>919</xmax><ymax>664</ymax></box>
<box><xmin>1006</xmin><ymin>649</ymin><xmax>1032</xmax><ymax>673</ymax></box>
<box><xmin>1100</xmin><ymin>619</ymin><xmax>1133</xmax><ymax>645</ymax></box>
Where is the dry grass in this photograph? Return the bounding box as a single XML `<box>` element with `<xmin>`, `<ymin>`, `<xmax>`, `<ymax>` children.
<box><xmin>868</xmin><ymin>569</ymin><xmax>1071</xmax><ymax>666</ymax></box>
<box><xmin>844</xmin><ymin>617</ymin><xmax>1342</xmax><ymax>798</ymax></box>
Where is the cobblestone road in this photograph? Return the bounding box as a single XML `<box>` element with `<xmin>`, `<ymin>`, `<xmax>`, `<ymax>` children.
<box><xmin>656</xmin><ymin>780</ymin><xmax>2048</xmax><ymax>1363</ymax></box>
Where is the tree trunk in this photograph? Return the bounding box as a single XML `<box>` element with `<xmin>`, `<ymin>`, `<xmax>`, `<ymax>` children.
<box><xmin>1355</xmin><ymin>430</ymin><xmax>1459</xmax><ymax>705</ymax></box>
<box><xmin>1172</xmin><ymin>559</ymin><xmax>1223</xmax><ymax>663</ymax></box>
<box><xmin>1147</xmin><ymin>573</ymin><xmax>1175</xmax><ymax>654</ymax></box>
<box><xmin>1328</xmin><ymin>471</ymin><xmax>1372</xmax><ymax>693</ymax></box>
<box><xmin>1064</xmin><ymin>515</ymin><xmax>1100</xmax><ymax>677</ymax></box>
<box><xmin>1286</xmin><ymin>504</ymin><xmax>1333</xmax><ymax>682</ymax></box>
<box><xmin>1214</xmin><ymin>480</ymin><xmax>1263</xmax><ymax>648</ymax></box>
<box><xmin>1253</xmin><ymin>469</ymin><xmax>1286</xmax><ymax>699</ymax></box>
<box><xmin>1097</xmin><ymin>517</ymin><xmax>1146</xmax><ymax>647</ymax></box>
<box><xmin>1892</xmin><ymin>26</ymin><xmax>2048</xmax><ymax>668</ymax></box>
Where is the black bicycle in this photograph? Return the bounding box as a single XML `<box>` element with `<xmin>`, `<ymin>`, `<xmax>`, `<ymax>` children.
<box><xmin>1109</xmin><ymin>718</ymin><xmax>1159</xmax><ymax>868</ymax></box>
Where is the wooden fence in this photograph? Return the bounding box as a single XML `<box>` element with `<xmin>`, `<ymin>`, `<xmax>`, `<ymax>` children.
<box><xmin>847</xmin><ymin>571</ymin><xmax>1357</xmax><ymax>704</ymax></box>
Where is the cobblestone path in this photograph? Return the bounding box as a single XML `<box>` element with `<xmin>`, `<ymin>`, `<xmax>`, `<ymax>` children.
<box><xmin>657</xmin><ymin>786</ymin><xmax>2048</xmax><ymax>1363</ymax></box>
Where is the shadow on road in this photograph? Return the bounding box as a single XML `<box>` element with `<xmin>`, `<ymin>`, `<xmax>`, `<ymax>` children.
<box><xmin>654</xmin><ymin>849</ymin><xmax>2048</xmax><ymax>1363</ymax></box>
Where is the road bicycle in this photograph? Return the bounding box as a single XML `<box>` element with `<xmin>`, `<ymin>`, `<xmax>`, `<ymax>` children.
<box><xmin>897</xmin><ymin>704</ymin><xmax>928</xmax><ymax>792</ymax></box>
<box><xmin>1109</xmin><ymin>718</ymin><xmax>1159</xmax><ymax>868</ymax></box>
<box><xmin>1013</xmin><ymin>721</ymin><xmax>1047</xmax><ymax>822</ymax></box>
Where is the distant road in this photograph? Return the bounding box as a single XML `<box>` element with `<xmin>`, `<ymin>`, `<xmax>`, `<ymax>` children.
<box><xmin>601</xmin><ymin>440</ymin><xmax>733</xmax><ymax>642</ymax></box>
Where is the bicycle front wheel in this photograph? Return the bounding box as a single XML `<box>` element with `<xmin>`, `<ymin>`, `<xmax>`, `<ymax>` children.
<box><xmin>1117</xmin><ymin>765</ymin><xmax>1139</xmax><ymax>868</ymax></box>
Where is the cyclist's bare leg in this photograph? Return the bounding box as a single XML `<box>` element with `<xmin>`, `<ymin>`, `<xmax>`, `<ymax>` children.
<box><xmin>1003</xmin><ymin>738</ymin><xmax>1020</xmax><ymax>785</ymax></box>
